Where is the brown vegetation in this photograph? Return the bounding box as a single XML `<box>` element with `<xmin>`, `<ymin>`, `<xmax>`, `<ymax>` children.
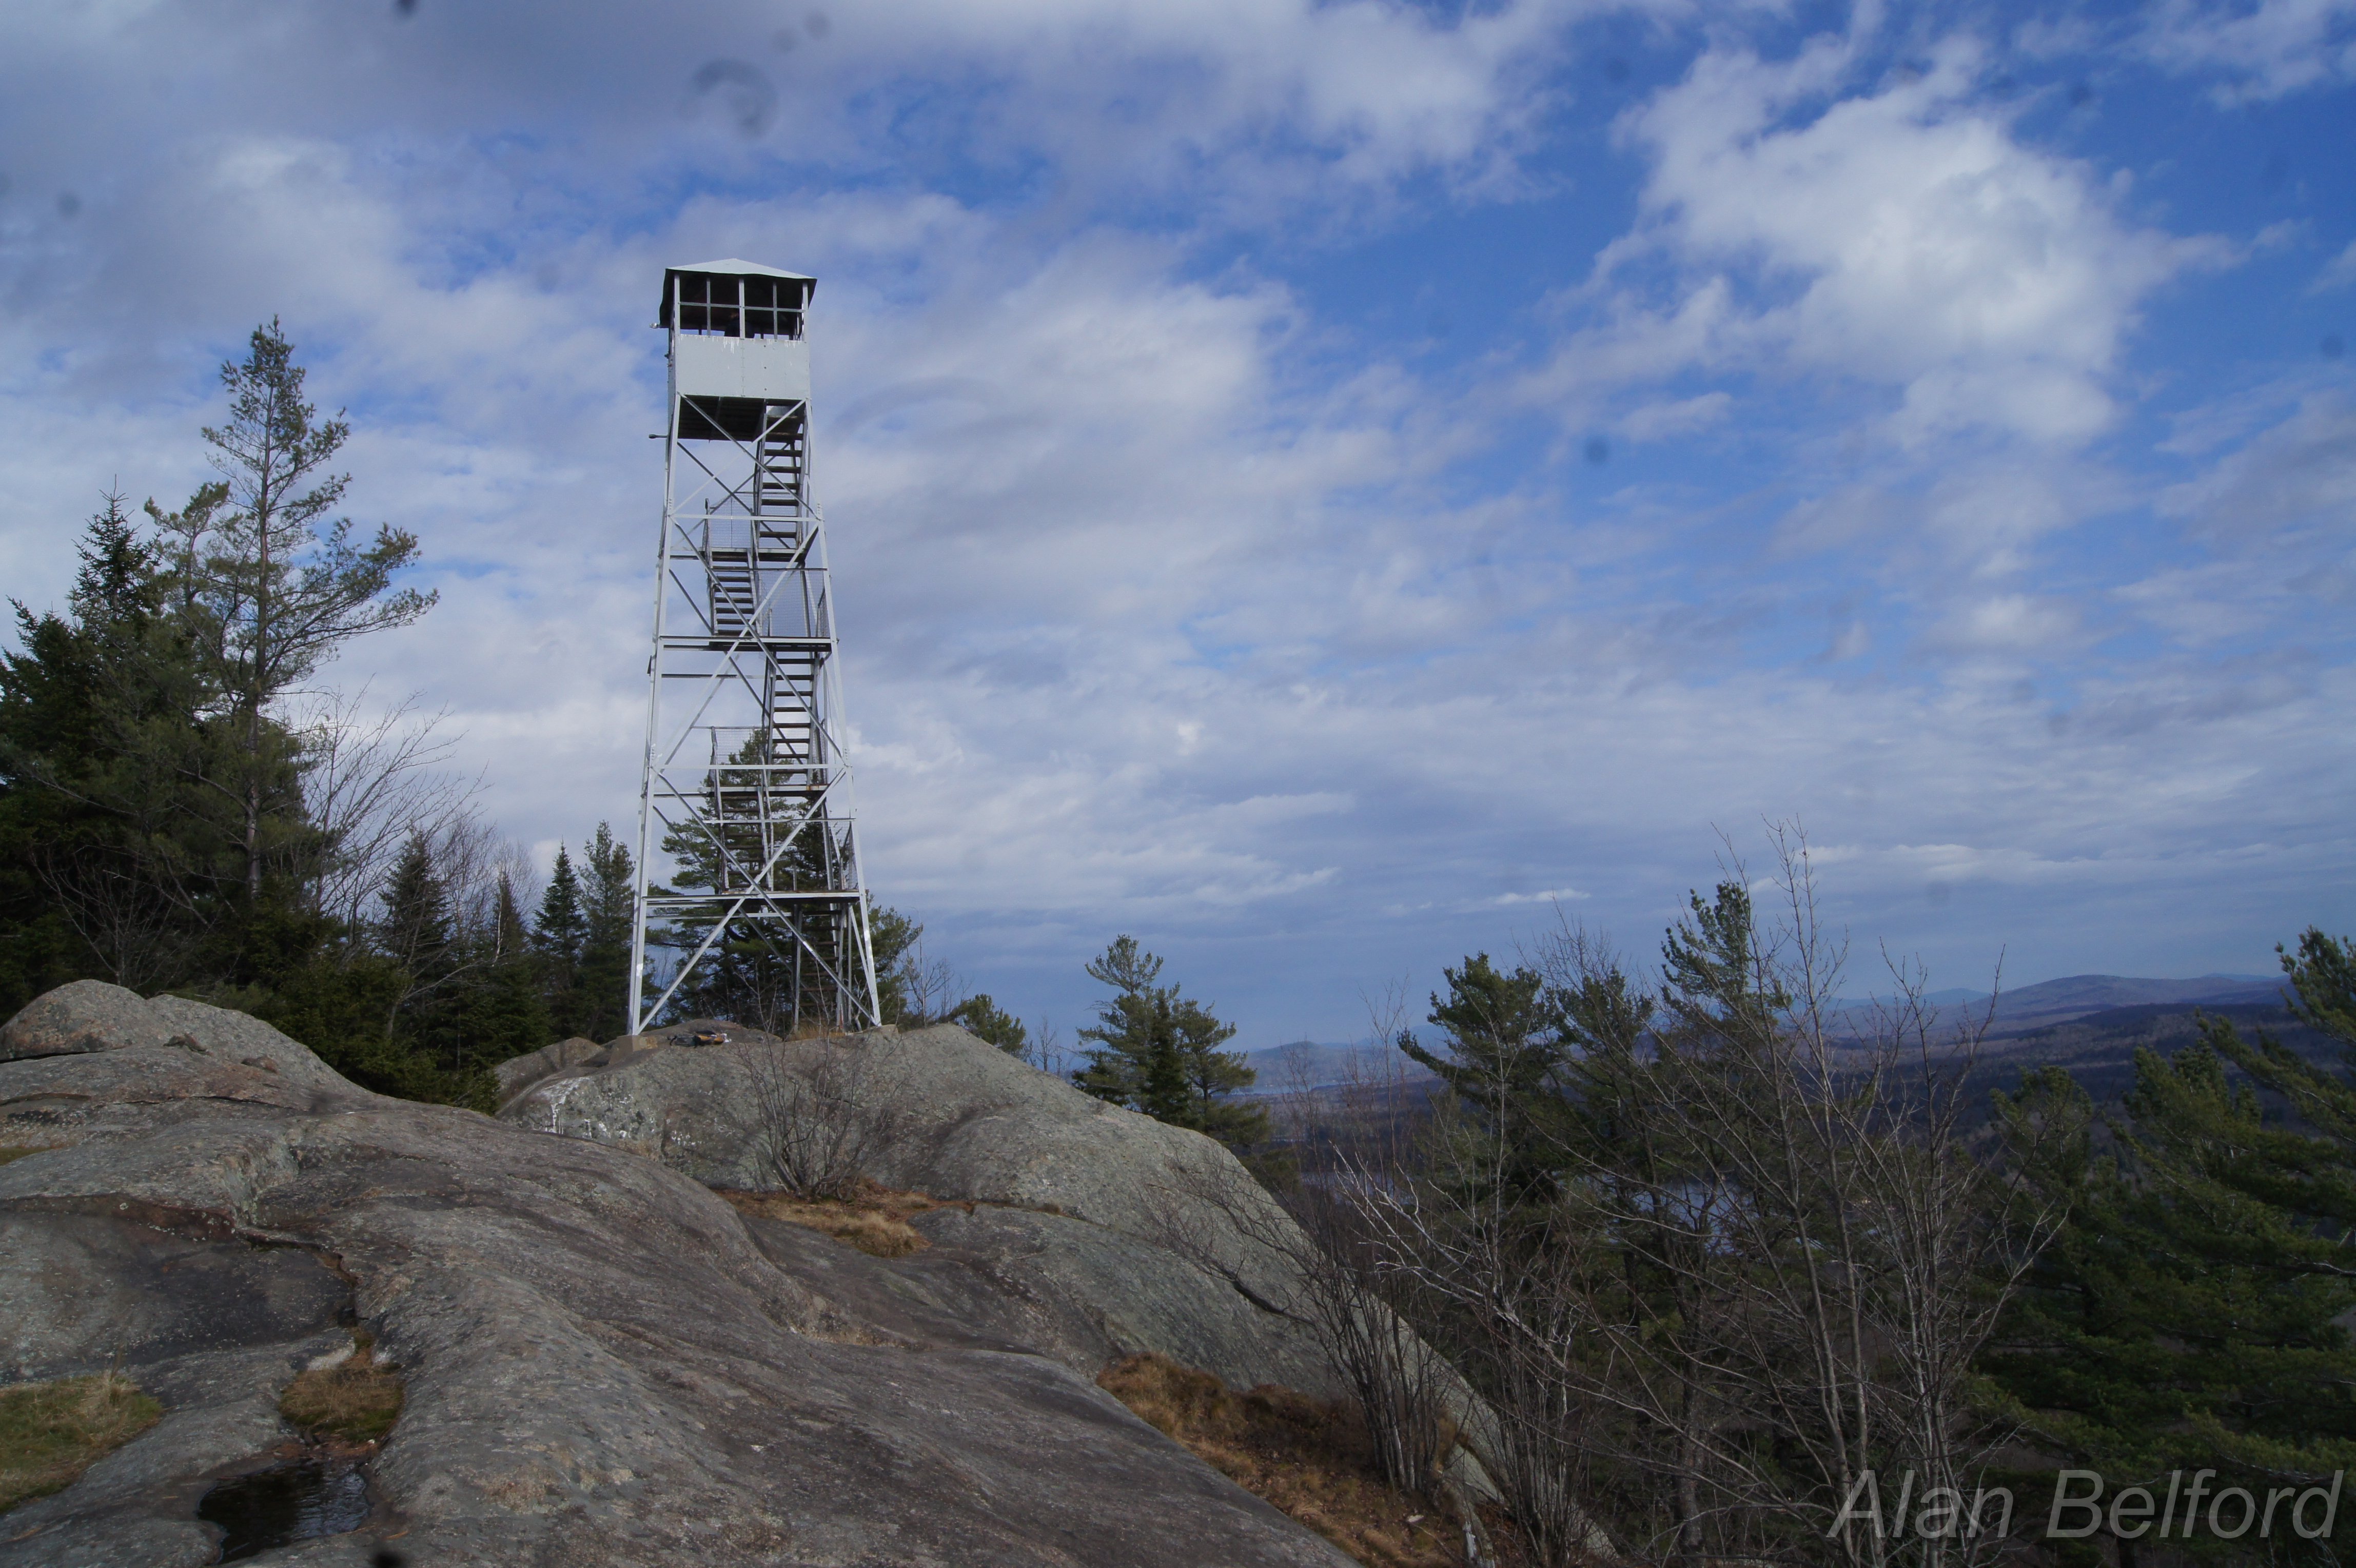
<box><xmin>1098</xmin><ymin>1353</ymin><xmax>1465</xmax><ymax>1568</ymax></box>
<box><xmin>0</xmin><ymin>1146</ymin><xmax>56</xmax><ymax>1167</ymax></box>
<box><xmin>278</xmin><ymin>1332</ymin><xmax>404</xmax><ymax>1443</ymax></box>
<box><xmin>719</xmin><ymin>1181</ymin><xmax>945</xmax><ymax>1259</ymax></box>
<box><xmin>0</xmin><ymin>1371</ymin><xmax>162</xmax><ymax>1514</ymax></box>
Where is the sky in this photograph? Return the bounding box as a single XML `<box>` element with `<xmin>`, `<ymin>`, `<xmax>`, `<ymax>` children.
<box><xmin>1</xmin><ymin>0</ymin><xmax>2351</xmax><ymax>1046</ymax></box>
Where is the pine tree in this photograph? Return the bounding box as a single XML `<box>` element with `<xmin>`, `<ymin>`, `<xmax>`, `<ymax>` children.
<box><xmin>160</xmin><ymin>321</ymin><xmax>435</xmax><ymax>901</ymax></box>
<box><xmin>1401</xmin><ymin>952</ymin><xmax>1557</xmax><ymax>1090</ymax></box>
<box><xmin>1072</xmin><ymin>936</ymin><xmax>1266</xmax><ymax>1148</ymax></box>
<box><xmin>870</xmin><ymin>904</ymin><xmax>924</xmax><ymax>1025</ymax></box>
<box><xmin>1985</xmin><ymin>929</ymin><xmax>2356</xmax><ymax>1562</ymax></box>
<box><xmin>949</xmin><ymin>992</ymin><xmax>1029</xmax><ymax>1054</ymax></box>
<box><xmin>1398</xmin><ymin>951</ymin><xmax>1574</xmax><ymax>1208</ymax></box>
<box><xmin>1073</xmin><ymin>935</ymin><xmax>1169</xmax><ymax>1106</ymax></box>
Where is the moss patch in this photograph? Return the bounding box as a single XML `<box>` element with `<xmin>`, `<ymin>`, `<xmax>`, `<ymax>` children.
<box><xmin>278</xmin><ymin>1333</ymin><xmax>404</xmax><ymax>1443</ymax></box>
<box><xmin>1098</xmin><ymin>1353</ymin><xmax>1463</xmax><ymax>1568</ymax></box>
<box><xmin>720</xmin><ymin>1182</ymin><xmax>944</xmax><ymax>1259</ymax></box>
<box><xmin>0</xmin><ymin>1372</ymin><xmax>163</xmax><ymax>1514</ymax></box>
<box><xmin>0</xmin><ymin>1146</ymin><xmax>57</xmax><ymax>1167</ymax></box>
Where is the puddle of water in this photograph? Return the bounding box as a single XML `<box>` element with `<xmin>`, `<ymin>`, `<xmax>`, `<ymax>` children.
<box><xmin>197</xmin><ymin>1458</ymin><xmax>371</xmax><ymax>1563</ymax></box>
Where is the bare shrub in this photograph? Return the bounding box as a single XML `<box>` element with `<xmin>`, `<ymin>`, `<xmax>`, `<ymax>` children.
<box><xmin>32</xmin><ymin>846</ymin><xmax>201</xmax><ymax>993</ymax></box>
<box><xmin>743</xmin><ymin>1033</ymin><xmax>910</xmax><ymax>1200</ymax></box>
<box><xmin>292</xmin><ymin>687</ymin><xmax>477</xmax><ymax>931</ymax></box>
<box><xmin>1286</xmin><ymin>1173</ymin><xmax>1457</xmax><ymax>1500</ymax></box>
<box><xmin>1349</xmin><ymin>824</ymin><xmax>2069</xmax><ymax>1568</ymax></box>
<box><xmin>1149</xmin><ymin>1129</ymin><xmax>1456</xmax><ymax>1505</ymax></box>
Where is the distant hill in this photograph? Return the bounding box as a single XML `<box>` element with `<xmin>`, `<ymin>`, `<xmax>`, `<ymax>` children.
<box><xmin>1243</xmin><ymin>1040</ymin><xmax>1429</xmax><ymax>1095</ymax></box>
<box><xmin>1833</xmin><ymin>973</ymin><xmax>2287</xmax><ymax>1036</ymax></box>
<box><xmin>1840</xmin><ymin>974</ymin><xmax>2326</xmax><ymax>1121</ymax></box>
<box><xmin>1980</xmin><ymin>973</ymin><xmax>2283</xmax><ymax>1033</ymax></box>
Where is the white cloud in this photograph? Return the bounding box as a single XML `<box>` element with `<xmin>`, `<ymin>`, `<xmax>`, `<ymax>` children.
<box><xmin>2314</xmin><ymin>239</ymin><xmax>2356</xmax><ymax>293</ymax></box>
<box><xmin>2157</xmin><ymin>393</ymin><xmax>2356</xmax><ymax>541</ymax></box>
<box><xmin>1547</xmin><ymin>34</ymin><xmax>2225</xmax><ymax>446</ymax></box>
<box><xmin>1618</xmin><ymin>391</ymin><xmax>1732</xmax><ymax>442</ymax></box>
<box><xmin>1925</xmin><ymin>593</ymin><xmax>2081</xmax><ymax>654</ymax></box>
<box><xmin>2142</xmin><ymin>0</ymin><xmax>2356</xmax><ymax>101</ymax></box>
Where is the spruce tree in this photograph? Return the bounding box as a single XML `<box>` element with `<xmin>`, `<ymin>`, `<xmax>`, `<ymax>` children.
<box><xmin>535</xmin><ymin>844</ymin><xmax>588</xmax><ymax>1035</ymax></box>
<box><xmin>461</xmin><ymin>871</ymin><xmax>552</xmax><ymax>1069</ymax></box>
<box><xmin>576</xmin><ymin>822</ymin><xmax>634</xmax><ymax>1040</ymax></box>
<box><xmin>0</xmin><ymin>497</ymin><xmax>253</xmax><ymax>998</ymax></box>
<box><xmin>378</xmin><ymin>831</ymin><xmax>458</xmax><ymax>1063</ymax></box>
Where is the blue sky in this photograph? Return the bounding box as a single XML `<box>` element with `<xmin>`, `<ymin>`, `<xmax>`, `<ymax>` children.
<box><xmin>1</xmin><ymin>0</ymin><xmax>2351</xmax><ymax>1045</ymax></box>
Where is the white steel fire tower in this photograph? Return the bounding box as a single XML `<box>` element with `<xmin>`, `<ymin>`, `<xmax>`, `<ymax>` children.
<box><xmin>627</xmin><ymin>260</ymin><xmax>881</xmax><ymax>1034</ymax></box>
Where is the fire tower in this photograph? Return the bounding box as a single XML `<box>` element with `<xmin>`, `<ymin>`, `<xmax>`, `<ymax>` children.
<box><xmin>626</xmin><ymin>260</ymin><xmax>880</xmax><ymax>1034</ymax></box>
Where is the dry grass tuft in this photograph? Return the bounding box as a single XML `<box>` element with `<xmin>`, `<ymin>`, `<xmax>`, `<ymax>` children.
<box><xmin>0</xmin><ymin>1371</ymin><xmax>163</xmax><ymax>1514</ymax></box>
<box><xmin>278</xmin><ymin>1332</ymin><xmax>404</xmax><ymax>1443</ymax></box>
<box><xmin>1098</xmin><ymin>1353</ymin><xmax>1465</xmax><ymax>1568</ymax></box>
<box><xmin>719</xmin><ymin>1181</ymin><xmax>945</xmax><ymax>1258</ymax></box>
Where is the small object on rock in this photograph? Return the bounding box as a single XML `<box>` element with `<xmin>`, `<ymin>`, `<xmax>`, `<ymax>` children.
<box><xmin>691</xmin><ymin>1028</ymin><xmax>730</xmax><ymax>1048</ymax></box>
<box><xmin>242</xmin><ymin>1056</ymin><xmax>281</xmax><ymax>1073</ymax></box>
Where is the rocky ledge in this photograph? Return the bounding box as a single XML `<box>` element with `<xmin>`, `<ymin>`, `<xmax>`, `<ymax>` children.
<box><xmin>0</xmin><ymin>982</ymin><xmax>1356</xmax><ymax>1566</ymax></box>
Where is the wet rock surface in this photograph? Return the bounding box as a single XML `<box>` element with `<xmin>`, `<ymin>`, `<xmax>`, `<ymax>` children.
<box><xmin>0</xmin><ymin>984</ymin><xmax>1354</xmax><ymax>1567</ymax></box>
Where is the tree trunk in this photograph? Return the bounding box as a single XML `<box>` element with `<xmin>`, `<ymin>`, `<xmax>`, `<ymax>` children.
<box><xmin>245</xmin><ymin>417</ymin><xmax>272</xmax><ymax>904</ymax></box>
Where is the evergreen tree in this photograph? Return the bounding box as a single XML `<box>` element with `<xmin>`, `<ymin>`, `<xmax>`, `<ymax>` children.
<box><xmin>654</xmin><ymin>749</ymin><xmax>871</xmax><ymax>1032</ymax></box>
<box><xmin>462</xmin><ymin>871</ymin><xmax>552</xmax><ymax>1069</ymax></box>
<box><xmin>159</xmin><ymin>321</ymin><xmax>435</xmax><ymax>901</ymax></box>
<box><xmin>949</xmin><ymin>992</ymin><xmax>1029</xmax><ymax>1055</ymax></box>
<box><xmin>1400</xmin><ymin>941</ymin><xmax>1666</xmax><ymax>1217</ymax></box>
<box><xmin>0</xmin><ymin>497</ymin><xmax>253</xmax><ymax>1001</ymax></box>
<box><xmin>1398</xmin><ymin>951</ymin><xmax>1570</xmax><ymax>1204</ymax></box>
<box><xmin>1072</xmin><ymin>936</ymin><xmax>1267</xmax><ymax>1149</ymax></box>
<box><xmin>870</xmin><ymin>904</ymin><xmax>925</xmax><ymax>1025</ymax></box>
<box><xmin>1985</xmin><ymin>928</ymin><xmax>2356</xmax><ymax>1562</ymax></box>
<box><xmin>576</xmin><ymin>822</ymin><xmax>634</xmax><ymax>1040</ymax></box>
<box><xmin>378</xmin><ymin>831</ymin><xmax>459</xmax><ymax>1063</ymax></box>
<box><xmin>534</xmin><ymin>844</ymin><xmax>588</xmax><ymax>1035</ymax></box>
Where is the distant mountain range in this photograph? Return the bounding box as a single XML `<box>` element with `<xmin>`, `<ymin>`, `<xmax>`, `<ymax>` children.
<box><xmin>1243</xmin><ymin>973</ymin><xmax>2316</xmax><ymax>1100</ymax></box>
<box><xmin>1839</xmin><ymin>973</ymin><xmax>2289</xmax><ymax>1035</ymax></box>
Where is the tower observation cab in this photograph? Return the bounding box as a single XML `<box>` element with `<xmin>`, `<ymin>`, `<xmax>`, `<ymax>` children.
<box><xmin>627</xmin><ymin>260</ymin><xmax>881</xmax><ymax>1034</ymax></box>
